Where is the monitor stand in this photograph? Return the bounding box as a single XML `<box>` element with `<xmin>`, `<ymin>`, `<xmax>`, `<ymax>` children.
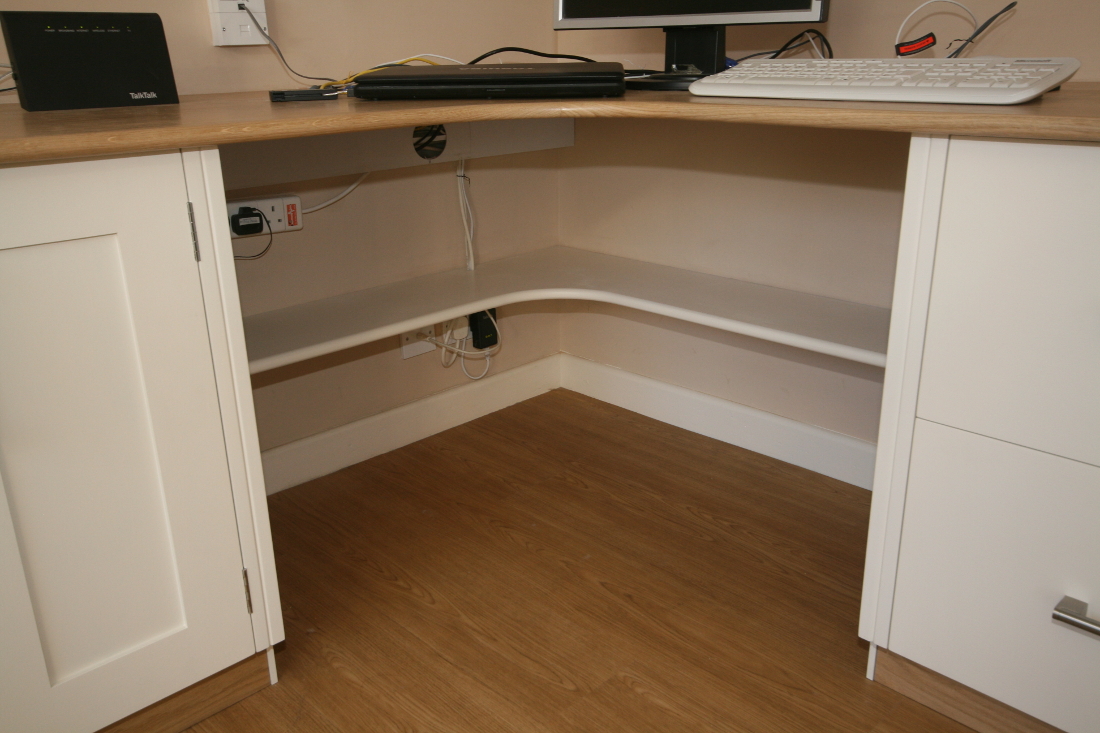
<box><xmin>626</xmin><ymin>25</ymin><xmax>726</xmax><ymax>91</ymax></box>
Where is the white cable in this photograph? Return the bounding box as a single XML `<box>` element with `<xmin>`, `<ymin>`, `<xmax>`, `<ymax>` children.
<box><xmin>461</xmin><ymin>310</ymin><xmax>499</xmax><ymax>379</ymax></box>
<box><xmin>301</xmin><ymin>172</ymin><xmax>370</xmax><ymax>214</ymax></box>
<box><xmin>430</xmin><ymin>311</ymin><xmax>500</xmax><ymax>380</ymax></box>
<box><xmin>805</xmin><ymin>33</ymin><xmax>825</xmax><ymax>59</ymax></box>
<box><xmin>439</xmin><ymin>327</ymin><xmax>460</xmax><ymax>367</ymax></box>
<box><xmin>896</xmin><ymin>1</ymin><xmax>977</xmax><ymax>52</ymax></box>
<box><xmin>456</xmin><ymin>160</ymin><xmax>476</xmax><ymax>271</ymax></box>
<box><xmin>378</xmin><ymin>53</ymin><xmax>463</xmax><ymax>66</ymax></box>
<box><xmin>425</xmin><ymin>336</ymin><xmax>495</xmax><ymax>358</ymax></box>
<box><xmin>462</xmin><ymin>353</ymin><xmax>492</xmax><ymax>380</ymax></box>
<box><xmin>0</xmin><ymin>71</ymin><xmax>12</xmax><ymax>84</ymax></box>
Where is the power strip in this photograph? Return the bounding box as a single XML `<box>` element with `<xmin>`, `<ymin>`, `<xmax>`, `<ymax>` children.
<box><xmin>226</xmin><ymin>196</ymin><xmax>302</xmax><ymax>238</ymax></box>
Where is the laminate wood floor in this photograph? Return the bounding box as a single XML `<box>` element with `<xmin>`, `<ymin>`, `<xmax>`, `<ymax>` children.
<box><xmin>189</xmin><ymin>389</ymin><xmax>969</xmax><ymax>733</ymax></box>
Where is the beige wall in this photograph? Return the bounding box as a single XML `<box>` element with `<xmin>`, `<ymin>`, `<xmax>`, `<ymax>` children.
<box><xmin>1</xmin><ymin>0</ymin><xmax>558</xmax><ymax>95</ymax></box>
<box><xmin>557</xmin><ymin>120</ymin><xmax>908</xmax><ymax>308</ymax></box>
<box><xmin>556</xmin><ymin>120</ymin><xmax>906</xmax><ymax>441</ymax></box>
<box><xmin>0</xmin><ymin>0</ymin><xmax>565</xmax><ymax>451</ymax></box>
<box><xmin>559</xmin><ymin>0</ymin><xmax>1100</xmax><ymax>81</ymax></box>
<box><xmin>6</xmin><ymin>0</ymin><xmax>1092</xmax><ymax>455</ymax></box>
<box><xmin>227</xmin><ymin>149</ymin><xmax>564</xmax><ymax>451</ymax></box>
<box><xmin>553</xmin><ymin>0</ymin><xmax>1098</xmax><ymax>445</ymax></box>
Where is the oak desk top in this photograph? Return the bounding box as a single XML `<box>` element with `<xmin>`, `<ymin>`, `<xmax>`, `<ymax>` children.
<box><xmin>2</xmin><ymin>83</ymin><xmax>1099</xmax><ymax>165</ymax></box>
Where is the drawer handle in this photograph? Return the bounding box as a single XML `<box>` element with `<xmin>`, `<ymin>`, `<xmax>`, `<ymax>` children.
<box><xmin>1053</xmin><ymin>596</ymin><xmax>1100</xmax><ymax>637</ymax></box>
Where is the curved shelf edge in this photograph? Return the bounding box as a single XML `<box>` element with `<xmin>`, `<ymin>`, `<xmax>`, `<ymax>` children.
<box><xmin>247</xmin><ymin>286</ymin><xmax>887</xmax><ymax>374</ymax></box>
<box><xmin>245</xmin><ymin>247</ymin><xmax>890</xmax><ymax>375</ymax></box>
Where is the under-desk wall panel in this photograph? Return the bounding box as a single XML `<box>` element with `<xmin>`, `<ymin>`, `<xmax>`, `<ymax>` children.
<box><xmin>230</xmin><ymin>150</ymin><xmax>560</xmax><ymax>317</ymax></box>
<box><xmin>250</xmin><ymin>302</ymin><xmax>561</xmax><ymax>451</ymax></box>
<box><xmin>555</xmin><ymin>120</ymin><xmax>903</xmax><ymax>446</ymax></box>
<box><xmin>230</xmin><ymin>150</ymin><xmax>563</xmax><ymax>451</ymax></box>
<box><xmin>558</xmin><ymin>120</ymin><xmax>908</xmax><ymax>310</ymax></box>
<box><xmin>560</xmin><ymin>303</ymin><xmax>884</xmax><ymax>444</ymax></box>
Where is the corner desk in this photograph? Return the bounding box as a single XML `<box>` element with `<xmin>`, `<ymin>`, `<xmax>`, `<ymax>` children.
<box><xmin>1</xmin><ymin>86</ymin><xmax>1097</xmax><ymax>733</ymax></box>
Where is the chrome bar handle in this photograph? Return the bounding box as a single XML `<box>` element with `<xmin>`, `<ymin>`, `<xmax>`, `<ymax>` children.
<box><xmin>1053</xmin><ymin>596</ymin><xmax>1100</xmax><ymax>637</ymax></box>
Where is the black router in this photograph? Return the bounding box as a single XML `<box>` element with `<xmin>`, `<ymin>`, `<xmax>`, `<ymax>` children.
<box><xmin>0</xmin><ymin>11</ymin><xmax>179</xmax><ymax>112</ymax></box>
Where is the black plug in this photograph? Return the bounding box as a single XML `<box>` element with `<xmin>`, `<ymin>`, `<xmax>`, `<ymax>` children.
<box><xmin>468</xmin><ymin>309</ymin><xmax>498</xmax><ymax>349</ymax></box>
<box><xmin>230</xmin><ymin>207</ymin><xmax>265</xmax><ymax>237</ymax></box>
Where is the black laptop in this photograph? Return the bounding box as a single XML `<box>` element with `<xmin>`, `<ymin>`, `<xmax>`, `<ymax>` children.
<box><xmin>351</xmin><ymin>62</ymin><xmax>625</xmax><ymax>100</ymax></box>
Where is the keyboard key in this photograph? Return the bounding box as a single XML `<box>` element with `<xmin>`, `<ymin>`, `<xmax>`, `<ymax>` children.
<box><xmin>743</xmin><ymin>77</ymin><xmax>817</xmax><ymax>84</ymax></box>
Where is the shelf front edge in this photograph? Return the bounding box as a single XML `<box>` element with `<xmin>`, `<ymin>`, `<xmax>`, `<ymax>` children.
<box><xmin>246</xmin><ymin>286</ymin><xmax>888</xmax><ymax>374</ymax></box>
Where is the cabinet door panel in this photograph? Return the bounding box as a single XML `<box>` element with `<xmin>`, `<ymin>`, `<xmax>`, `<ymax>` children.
<box><xmin>890</xmin><ymin>419</ymin><xmax>1100</xmax><ymax>733</ymax></box>
<box><xmin>0</xmin><ymin>154</ymin><xmax>255</xmax><ymax>732</ymax></box>
<box><xmin>916</xmin><ymin>137</ymin><xmax>1100</xmax><ymax>467</ymax></box>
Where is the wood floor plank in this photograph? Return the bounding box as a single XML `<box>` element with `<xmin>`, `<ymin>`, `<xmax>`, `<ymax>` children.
<box><xmin>188</xmin><ymin>390</ymin><xmax>974</xmax><ymax>733</ymax></box>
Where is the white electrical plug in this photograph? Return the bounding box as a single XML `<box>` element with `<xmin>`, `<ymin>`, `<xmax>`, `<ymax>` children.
<box><xmin>442</xmin><ymin>316</ymin><xmax>469</xmax><ymax>340</ymax></box>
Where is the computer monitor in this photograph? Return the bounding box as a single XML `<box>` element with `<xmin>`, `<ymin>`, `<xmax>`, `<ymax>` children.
<box><xmin>555</xmin><ymin>1</ymin><xmax>829</xmax><ymax>88</ymax></box>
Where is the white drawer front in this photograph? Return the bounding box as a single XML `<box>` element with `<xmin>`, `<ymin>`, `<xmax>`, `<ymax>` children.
<box><xmin>890</xmin><ymin>419</ymin><xmax>1100</xmax><ymax>733</ymax></box>
<box><xmin>916</xmin><ymin>137</ymin><xmax>1100</xmax><ymax>466</ymax></box>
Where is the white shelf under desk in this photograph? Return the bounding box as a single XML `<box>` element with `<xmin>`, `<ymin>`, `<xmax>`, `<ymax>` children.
<box><xmin>243</xmin><ymin>246</ymin><xmax>890</xmax><ymax>374</ymax></box>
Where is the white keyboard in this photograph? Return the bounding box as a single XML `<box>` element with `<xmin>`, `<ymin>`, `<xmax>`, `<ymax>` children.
<box><xmin>689</xmin><ymin>57</ymin><xmax>1080</xmax><ymax>105</ymax></box>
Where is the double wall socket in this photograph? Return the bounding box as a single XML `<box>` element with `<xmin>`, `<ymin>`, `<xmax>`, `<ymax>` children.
<box><xmin>226</xmin><ymin>196</ymin><xmax>302</xmax><ymax>237</ymax></box>
<box><xmin>210</xmin><ymin>0</ymin><xmax>268</xmax><ymax>46</ymax></box>
<box><xmin>401</xmin><ymin>318</ymin><xmax>472</xmax><ymax>359</ymax></box>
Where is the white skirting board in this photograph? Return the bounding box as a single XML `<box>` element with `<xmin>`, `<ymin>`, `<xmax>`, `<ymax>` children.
<box><xmin>260</xmin><ymin>356</ymin><xmax>561</xmax><ymax>494</ymax></box>
<box><xmin>261</xmin><ymin>354</ymin><xmax>876</xmax><ymax>494</ymax></box>
<box><xmin>559</xmin><ymin>355</ymin><xmax>877</xmax><ymax>490</ymax></box>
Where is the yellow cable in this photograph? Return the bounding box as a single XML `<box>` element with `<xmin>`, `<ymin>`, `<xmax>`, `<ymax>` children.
<box><xmin>320</xmin><ymin>58</ymin><xmax>442</xmax><ymax>88</ymax></box>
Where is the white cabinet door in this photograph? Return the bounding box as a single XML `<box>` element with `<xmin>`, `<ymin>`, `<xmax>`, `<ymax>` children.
<box><xmin>0</xmin><ymin>153</ymin><xmax>256</xmax><ymax>732</ymax></box>
<box><xmin>890</xmin><ymin>420</ymin><xmax>1100</xmax><ymax>733</ymax></box>
<box><xmin>916</xmin><ymin>137</ymin><xmax>1100</xmax><ymax>467</ymax></box>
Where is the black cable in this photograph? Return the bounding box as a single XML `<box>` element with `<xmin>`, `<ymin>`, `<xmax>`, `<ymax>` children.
<box><xmin>234</xmin><ymin>208</ymin><xmax>275</xmax><ymax>261</ymax></box>
<box><xmin>239</xmin><ymin>4</ymin><xmax>336</xmax><ymax>83</ymax></box>
<box><xmin>946</xmin><ymin>1</ymin><xmax>1017</xmax><ymax>58</ymax></box>
<box><xmin>0</xmin><ymin>86</ymin><xmax>15</xmax><ymax>93</ymax></box>
<box><xmin>468</xmin><ymin>47</ymin><xmax>596</xmax><ymax>65</ymax></box>
<box><xmin>769</xmin><ymin>29</ymin><xmax>833</xmax><ymax>59</ymax></box>
<box><xmin>414</xmin><ymin>125</ymin><xmax>446</xmax><ymax>156</ymax></box>
<box><xmin>734</xmin><ymin>29</ymin><xmax>834</xmax><ymax>64</ymax></box>
<box><xmin>735</xmin><ymin>41</ymin><xmax>812</xmax><ymax>63</ymax></box>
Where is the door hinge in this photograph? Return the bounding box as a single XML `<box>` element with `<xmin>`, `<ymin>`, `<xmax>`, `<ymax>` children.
<box><xmin>243</xmin><ymin>568</ymin><xmax>254</xmax><ymax>614</ymax></box>
<box><xmin>187</xmin><ymin>201</ymin><xmax>201</xmax><ymax>261</ymax></box>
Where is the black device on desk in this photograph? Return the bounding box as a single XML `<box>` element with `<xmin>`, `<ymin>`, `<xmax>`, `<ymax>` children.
<box><xmin>351</xmin><ymin>62</ymin><xmax>625</xmax><ymax>100</ymax></box>
<box><xmin>0</xmin><ymin>11</ymin><xmax>178</xmax><ymax>112</ymax></box>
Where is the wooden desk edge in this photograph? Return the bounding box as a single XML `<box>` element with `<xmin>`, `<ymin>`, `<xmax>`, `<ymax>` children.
<box><xmin>2</xmin><ymin>83</ymin><xmax>1099</xmax><ymax>164</ymax></box>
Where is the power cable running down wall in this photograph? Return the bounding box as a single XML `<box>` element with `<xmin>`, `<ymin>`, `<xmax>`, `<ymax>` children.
<box><xmin>430</xmin><ymin>159</ymin><xmax>502</xmax><ymax>379</ymax></box>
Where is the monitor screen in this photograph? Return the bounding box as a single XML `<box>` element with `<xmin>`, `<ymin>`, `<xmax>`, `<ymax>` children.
<box><xmin>556</xmin><ymin>0</ymin><xmax>828</xmax><ymax>29</ymax></box>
